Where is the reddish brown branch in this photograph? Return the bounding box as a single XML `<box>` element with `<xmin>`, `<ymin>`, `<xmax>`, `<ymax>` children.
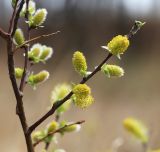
<box><xmin>14</xmin><ymin>31</ymin><xmax>60</xmax><ymax>52</ymax></box>
<box><xmin>7</xmin><ymin>37</ymin><xmax>34</xmax><ymax>152</ymax></box>
<box><xmin>8</xmin><ymin>0</ymin><xmax>19</xmax><ymax>33</ymax></box>
<box><xmin>11</xmin><ymin>0</ymin><xmax>25</xmax><ymax>37</ymax></box>
<box><xmin>33</xmin><ymin>120</ymin><xmax>85</xmax><ymax>147</ymax></box>
<box><xmin>7</xmin><ymin>0</ymin><xmax>35</xmax><ymax>152</ymax></box>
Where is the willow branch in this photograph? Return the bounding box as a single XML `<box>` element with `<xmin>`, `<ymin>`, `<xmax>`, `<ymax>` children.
<box><xmin>33</xmin><ymin>120</ymin><xmax>85</xmax><ymax>147</ymax></box>
<box><xmin>14</xmin><ymin>31</ymin><xmax>60</xmax><ymax>52</ymax></box>
<box><xmin>11</xmin><ymin>0</ymin><xmax>25</xmax><ymax>37</ymax></box>
<box><xmin>28</xmin><ymin>20</ymin><xmax>145</xmax><ymax>134</ymax></box>
<box><xmin>7</xmin><ymin>0</ymin><xmax>35</xmax><ymax>151</ymax></box>
<box><xmin>19</xmin><ymin>24</ymin><xmax>31</xmax><ymax>92</ymax></box>
<box><xmin>8</xmin><ymin>0</ymin><xmax>19</xmax><ymax>33</ymax></box>
<box><xmin>28</xmin><ymin>53</ymin><xmax>112</xmax><ymax>134</ymax></box>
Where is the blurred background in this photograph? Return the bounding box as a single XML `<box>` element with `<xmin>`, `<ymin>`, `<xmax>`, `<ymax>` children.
<box><xmin>0</xmin><ymin>0</ymin><xmax>160</xmax><ymax>152</ymax></box>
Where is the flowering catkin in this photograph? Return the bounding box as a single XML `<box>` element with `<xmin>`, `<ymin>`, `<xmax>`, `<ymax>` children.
<box><xmin>123</xmin><ymin>117</ymin><xmax>148</xmax><ymax>143</ymax></box>
<box><xmin>72</xmin><ymin>51</ymin><xmax>87</xmax><ymax>76</ymax></box>
<box><xmin>107</xmin><ymin>35</ymin><xmax>129</xmax><ymax>57</ymax></box>
<box><xmin>73</xmin><ymin>84</ymin><xmax>94</xmax><ymax>108</ymax></box>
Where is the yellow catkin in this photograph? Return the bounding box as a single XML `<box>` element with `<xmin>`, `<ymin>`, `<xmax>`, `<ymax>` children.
<box><xmin>107</xmin><ymin>35</ymin><xmax>129</xmax><ymax>56</ymax></box>
<box><xmin>72</xmin><ymin>51</ymin><xmax>87</xmax><ymax>76</ymax></box>
<box><xmin>73</xmin><ymin>84</ymin><xmax>94</xmax><ymax>108</ymax></box>
<box><xmin>123</xmin><ymin>117</ymin><xmax>148</xmax><ymax>143</ymax></box>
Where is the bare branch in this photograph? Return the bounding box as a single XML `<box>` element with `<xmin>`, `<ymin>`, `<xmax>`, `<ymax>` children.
<box><xmin>8</xmin><ymin>0</ymin><xmax>19</xmax><ymax>33</ymax></box>
<box><xmin>11</xmin><ymin>0</ymin><xmax>25</xmax><ymax>37</ymax></box>
<box><xmin>14</xmin><ymin>31</ymin><xmax>60</xmax><ymax>52</ymax></box>
<box><xmin>7</xmin><ymin>0</ymin><xmax>35</xmax><ymax>151</ymax></box>
<box><xmin>33</xmin><ymin>120</ymin><xmax>85</xmax><ymax>147</ymax></box>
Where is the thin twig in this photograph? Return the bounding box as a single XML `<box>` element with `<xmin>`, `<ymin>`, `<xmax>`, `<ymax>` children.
<box><xmin>45</xmin><ymin>142</ymin><xmax>50</xmax><ymax>150</ymax></box>
<box><xmin>14</xmin><ymin>31</ymin><xmax>60</xmax><ymax>52</ymax></box>
<box><xmin>28</xmin><ymin>53</ymin><xmax>112</xmax><ymax>134</ymax></box>
<box><xmin>8</xmin><ymin>0</ymin><xmax>19</xmax><ymax>33</ymax></box>
<box><xmin>33</xmin><ymin>120</ymin><xmax>85</xmax><ymax>147</ymax></box>
<box><xmin>11</xmin><ymin>0</ymin><xmax>25</xmax><ymax>37</ymax></box>
<box><xmin>19</xmin><ymin>26</ymin><xmax>31</xmax><ymax>92</ymax></box>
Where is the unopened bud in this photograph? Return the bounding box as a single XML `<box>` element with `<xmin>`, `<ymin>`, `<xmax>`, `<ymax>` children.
<box><xmin>46</xmin><ymin>121</ymin><xmax>58</xmax><ymax>134</ymax></box>
<box><xmin>30</xmin><ymin>8</ymin><xmax>48</xmax><ymax>27</ymax></box>
<box><xmin>101</xmin><ymin>64</ymin><xmax>124</xmax><ymax>78</ymax></box>
<box><xmin>21</xmin><ymin>1</ymin><xmax>36</xmax><ymax>16</ymax></box>
<box><xmin>28</xmin><ymin>70</ymin><xmax>49</xmax><ymax>86</ymax></box>
<box><xmin>13</xmin><ymin>28</ymin><xmax>25</xmax><ymax>46</ymax></box>
<box><xmin>63</xmin><ymin>124</ymin><xmax>81</xmax><ymax>133</ymax></box>
<box><xmin>32</xmin><ymin>131</ymin><xmax>45</xmax><ymax>143</ymax></box>
<box><xmin>40</xmin><ymin>45</ymin><xmax>53</xmax><ymax>61</ymax></box>
<box><xmin>15</xmin><ymin>68</ymin><xmax>24</xmax><ymax>79</ymax></box>
<box><xmin>28</xmin><ymin>43</ymin><xmax>42</xmax><ymax>63</ymax></box>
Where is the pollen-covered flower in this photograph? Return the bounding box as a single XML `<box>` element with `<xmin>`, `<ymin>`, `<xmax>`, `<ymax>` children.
<box><xmin>74</xmin><ymin>95</ymin><xmax>94</xmax><ymax>108</ymax></box>
<box><xmin>28</xmin><ymin>70</ymin><xmax>49</xmax><ymax>86</ymax></box>
<box><xmin>28</xmin><ymin>43</ymin><xmax>42</xmax><ymax>63</ymax></box>
<box><xmin>30</xmin><ymin>8</ymin><xmax>48</xmax><ymax>27</ymax></box>
<box><xmin>101</xmin><ymin>64</ymin><xmax>124</xmax><ymax>78</ymax></box>
<box><xmin>15</xmin><ymin>68</ymin><xmax>24</xmax><ymax>79</ymax></box>
<box><xmin>72</xmin><ymin>51</ymin><xmax>87</xmax><ymax>76</ymax></box>
<box><xmin>73</xmin><ymin>84</ymin><xmax>94</xmax><ymax>108</ymax></box>
<box><xmin>123</xmin><ymin>117</ymin><xmax>148</xmax><ymax>143</ymax></box>
<box><xmin>107</xmin><ymin>35</ymin><xmax>129</xmax><ymax>58</ymax></box>
<box><xmin>40</xmin><ymin>45</ymin><xmax>53</xmax><ymax>61</ymax></box>
<box><xmin>21</xmin><ymin>0</ymin><xmax>36</xmax><ymax>16</ymax></box>
<box><xmin>13</xmin><ymin>28</ymin><xmax>25</xmax><ymax>46</ymax></box>
<box><xmin>73</xmin><ymin>84</ymin><xmax>90</xmax><ymax>98</ymax></box>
